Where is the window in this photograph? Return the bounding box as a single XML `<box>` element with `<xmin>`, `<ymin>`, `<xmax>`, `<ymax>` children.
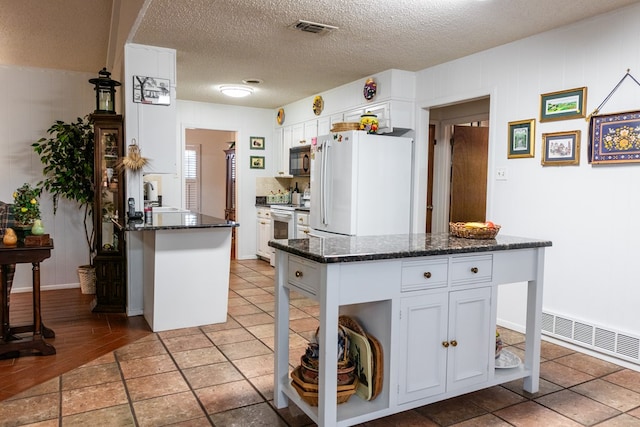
<box><xmin>184</xmin><ymin>144</ymin><xmax>201</xmax><ymax>212</ymax></box>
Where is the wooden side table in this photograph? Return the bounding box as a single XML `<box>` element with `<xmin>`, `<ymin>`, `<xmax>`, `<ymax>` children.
<box><xmin>0</xmin><ymin>241</ymin><xmax>55</xmax><ymax>356</ymax></box>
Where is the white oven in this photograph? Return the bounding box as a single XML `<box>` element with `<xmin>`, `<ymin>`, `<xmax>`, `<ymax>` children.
<box><xmin>270</xmin><ymin>205</ymin><xmax>296</xmax><ymax>265</ymax></box>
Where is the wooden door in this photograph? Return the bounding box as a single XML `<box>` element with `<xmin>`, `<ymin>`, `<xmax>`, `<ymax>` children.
<box><xmin>449</xmin><ymin>126</ymin><xmax>489</xmax><ymax>223</ymax></box>
<box><xmin>426</xmin><ymin>125</ymin><xmax>435</xmax><ymax>233</ymax></box>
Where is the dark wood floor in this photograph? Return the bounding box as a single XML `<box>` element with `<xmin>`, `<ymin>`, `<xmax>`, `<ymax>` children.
<box><xmin>0</xmin><ymin>288</ymin><xmax>152</xmax><ymax>401</ymax></box>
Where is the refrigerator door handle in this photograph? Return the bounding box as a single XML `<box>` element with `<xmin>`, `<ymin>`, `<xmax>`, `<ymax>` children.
<box><xmin>321</xmin><ymin>140</ymin><xmax>330</xmax><ymax>225</ymax></box>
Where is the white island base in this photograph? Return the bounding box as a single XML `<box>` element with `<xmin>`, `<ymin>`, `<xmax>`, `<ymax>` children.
<box><xmin>142</xmin><ymin>227</ymin><xmax>232</xmax><ymax>331</ymax></box>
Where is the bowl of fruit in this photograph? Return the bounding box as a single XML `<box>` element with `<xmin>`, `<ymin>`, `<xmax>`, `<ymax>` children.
<box><xmin>449</xmin><ymin>221</ymin><xmax>500</xmax><ymax>239</ymax></box>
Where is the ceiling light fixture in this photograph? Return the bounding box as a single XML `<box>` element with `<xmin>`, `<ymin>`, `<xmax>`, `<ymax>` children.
<box><xmin>219</xmin><ymin>85</ymin><xmax>254</xmax><ymax>98</ymax></box>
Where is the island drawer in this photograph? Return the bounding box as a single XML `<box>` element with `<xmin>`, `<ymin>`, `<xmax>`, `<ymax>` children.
<box><xmin>401</xmin><ymin>258</ymin><xmax>449</xmax><ymax>292</ymax></box>
<box><xmin>451</xmin><ymin>254</ymin><xmax>493</xmax><ymax>286</ymax></box>
<box><xmin>287</xmin><ymin>255</ymin><xmax>320</xmax><ymax>297</ymax></box>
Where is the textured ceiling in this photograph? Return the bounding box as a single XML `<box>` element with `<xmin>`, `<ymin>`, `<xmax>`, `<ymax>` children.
<box><xmin>1</xmin><ymin>0</ymin><xmax>639</xmax><ymax>109</ymax></box>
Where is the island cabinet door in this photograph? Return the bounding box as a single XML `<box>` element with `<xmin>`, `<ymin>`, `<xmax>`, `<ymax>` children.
<box><xmin>398</xmin><ymin>287</ymin><xmax>492</xmax><ymax>405</ymax></box>
<box><xmin>446</xmin><ymin>287</ymin><xmax>492</xmax><ymax>391</ymax></box>
<box><xmin>398</xmin><ymin>292</ymin><xmax>448</xmax><ymax>404</ymax></box>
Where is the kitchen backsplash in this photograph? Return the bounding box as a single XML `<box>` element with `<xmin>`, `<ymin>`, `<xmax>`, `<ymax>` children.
<box><xmin>256</xmin><ymin>177</ymin><xmax>309</xmax><ymax>198</ymax></box>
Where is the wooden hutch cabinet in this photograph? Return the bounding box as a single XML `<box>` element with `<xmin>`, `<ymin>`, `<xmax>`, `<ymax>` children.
<box><xmin>91</xmin><ymin>114</ymin><xmax>126</xmax><ymax>312</ymax></box>
<box><xmin>224</xmin><ymin>148</ymin><xmax>236</xmax><ymax>259</ymax></box>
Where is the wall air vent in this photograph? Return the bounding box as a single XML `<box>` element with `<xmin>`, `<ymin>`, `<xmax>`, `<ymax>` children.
<box><xmin>290</xmin><ymin>20</ymin><xmax>338</xmax><ymax>35</ymax></box>
<box><xmin>542</xmin><ymin>310</ymin><xmax>640</xmax><ymax>367</ymax></box>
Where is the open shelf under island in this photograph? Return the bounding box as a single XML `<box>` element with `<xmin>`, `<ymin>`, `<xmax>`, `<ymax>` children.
<box><xmin>270</xmin><ymin>233</ymin><xmax>552</xmax><ymax>427</ymax></box>
<box><xmin>126</xmin><ymin>211</ymin><xmax>238</xmax><ymax>332</ymax></box>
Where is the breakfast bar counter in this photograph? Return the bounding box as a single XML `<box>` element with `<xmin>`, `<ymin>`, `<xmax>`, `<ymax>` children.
<box><xmin>126</xmin><ymin>212</ymin><xmax>238</xmax><ymax>331</ymax></box>
<box><xmin>270</xmin><ymin>233</ymin><xmax>551</xmax><ymax>427</ymax></box>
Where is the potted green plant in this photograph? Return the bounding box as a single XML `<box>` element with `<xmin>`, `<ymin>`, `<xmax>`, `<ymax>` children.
<box><xmin>32</xmin><ymin>116</ymin><xmax>96</xmax><ymax>293</ymax></box>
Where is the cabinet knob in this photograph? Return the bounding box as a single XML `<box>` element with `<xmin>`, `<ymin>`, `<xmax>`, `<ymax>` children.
<box><xmin>299</xmin><ymin>218</ymin><xmax>303</xmax><ymax>222</ymax></box>
<box><xmin>423</xmin><ymin>272</ymin><xmax>432</xmax><ymax>279</ymax></box>
<box><xmin>470</xmin><ymin>267</ymin><xmax>479</xmax><ymax>274</ymax></box>
<box><xmin>442</xmin><ymin>341</ymin><xmax>450</xmax><ymax>348</ymax></box>
<box><xmin>295</xmin><ymin>270</ymin><xmax>303</xmax><ymax>278</ymax></box>
<box><xmin>450</xmin><ymin>340</ymin><xmax>458</xmax><ymax>347</ymax></box>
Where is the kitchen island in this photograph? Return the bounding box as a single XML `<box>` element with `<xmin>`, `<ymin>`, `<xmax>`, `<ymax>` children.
<box><xmin>126</xmin><ymin>211</ymin><xmax>238</xmax><ymax>331</ymax></box>
<box><xmin>270</xmin><ymin>233</ymin><xmax>552</xmax><ymax>427</ymax></box>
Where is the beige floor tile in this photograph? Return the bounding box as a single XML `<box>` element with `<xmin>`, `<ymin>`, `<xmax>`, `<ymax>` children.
<box><xmin>555</xmin><ymin>352</ymin><xmax>624</xmax><ymax>377</ymax></box>
<box><xmin>362</xmin><ymin>409</ymin><xmax>437</xmax><ymax>426</ymax></box>
<box><xmin>571</xmin><ymin>378</ymin><xmax>640</xmax><ymax>412</ymax></box>
<box><xmin>114</xmin><ymin>339</ymin><xmax>167</xmax><ymax>361</ymax></box>
<box><xmin>218</xmin><ymin>338</ymin><xmax>272</xmax><ymax>360</ymax></box>
<box><xmin>118</xmin><ymin>354</ymin><xmax>177</xmax><ymax>379</ymax></box>
<box><xmin>62</xmin><ymin>363</ymin><xmax>122</xmax><ymax>390</ymax></box>
<box><xmin>125</xmin><ymin>371</ymin><xmax>190</xmax><ymax>401</ymax></box>
<box><xmin>182</xmin><ymin>361</ymin><xmax>244</xmax><ymax>389</ymax></box>
<box><xmin>540</xmin><ymin>360</ymin><xmax>595</xmax><ymax>388</ymax></box>
<box><xmin>132</xmin><ymin>391</ymin><xmax>206</xmax><ymax>427</ymax></box>
<box><xmin>209</xmin><ymin>402</ymin><xmax>288</xmax><ymax>426</ymax></box>
<box><xmin>199</xmin><ymin>316</ymin><xmax>241</xmax><ymax>332</ymax></box>
<box><xmin>228</xmin><ymin>303</ymin><xmax>264</xmax><ymax>316</ymax></box>
<box><xmin>289</xmin><ymin>317</ymin><xmax>319</xmax><ymax>334</ymax></box>
<box><xmin>595</xmin><ymin>413</ymin><xmax>640</xmax><ymax>426</ymax></box>
<box><xmin>414</xmin><ymin>395</ymin><xmax>487</xmax><ymax>425</ymax></box>
<box><xmin>233</xmin><ymin>353</ymin><xmax>275</xmax><ymax>378</ymax></box>
<box><xmin>233</xmin><ymin>312</ymin><xmax>275</xmax><ymax>327</ymax></box>
<box><xmin>449</xmin><ymin>413</ymin><xmax>513</xmax><ymax>426</ymax></box>
<box><xmin>205</xmin><ymin>327</ymin><xmax>255</xmax><ymax>345</ymax></box>
<box><xmin>494</xmin><ymin>400</ymin><xmax>582</xmax><ymax>426</ymax></box>
<box><xmin>61</xmin><ymin>403</ymin><xmax>135</xmax><ymax>427</ymax></box>
<box><xmin>161</xmin><ymin>333</ymin><xmax>213</xmax><ymax>353</ymax></box>
<box><xmin>246</xmin><ymin>323</ymin><xmax>275</xmax><ymax>339</ymax></box>
<box><xmin>172</xmin><ymin>346</ymin><xmax>227</xmax><ymax>369</ymax></box>
<box><xmin>157</xmin><ymin>326</ymin><xmax>202</xmax><ymax>339</ymax></box>
<box><xmin>603</xmin><ymin>369</ymin><xmax>640</xmax><ymax>393</ymax></box>
<box><xmin>535</xmin><ymin>389</ymin><xmax>620</xmax><ymax>425</ymax></box>
<box><xmin>7</xmin><ymin>378</ymin><xmax>59</xmax><ymax>400</ymax></box>
<box><xmin>0</xmin><ymin>393</ymin><xmax>59</xmax><ymax>426</ymax></box>
<box><xmin>195</xmin><ymin>380</ymin><xmax>263</xmax><ymax>414</ymax></box>
<box><xmin>61</xmin><ymin>381</ymin><xmax>128</xmax><ymax>416</ymax></box>
<box><xmin>465</xmin><ymin>386</ymin><xmax>527</xmax><ymax>412</ymax></box>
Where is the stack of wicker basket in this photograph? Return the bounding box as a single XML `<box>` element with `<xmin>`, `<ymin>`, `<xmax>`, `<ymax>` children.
<box><xmin>330</xmin><ymin>122</ymin><xmax>361</xmax><ymax>133</ymax></box>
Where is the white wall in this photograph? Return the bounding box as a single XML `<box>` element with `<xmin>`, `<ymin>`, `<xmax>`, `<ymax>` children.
<box><xmin>177</xmin><ymin>100</ymin><xmax>274</xmax><ymax>260</ymax></box>
<box><xmin>0</xmin><ymin>65</ymin><xmax>95</xmax><ymax>291</ymax></box>
<box><xmin>415</xmin><ymin>3</ymin><xmax>640</xmax><ymax>340</ymax></box>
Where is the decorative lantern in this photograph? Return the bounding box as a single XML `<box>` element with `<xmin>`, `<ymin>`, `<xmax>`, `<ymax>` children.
<box><xmin>89</xmin><ymin>68</ymin><xmax>121</xmax><ymax>114</ymax></box>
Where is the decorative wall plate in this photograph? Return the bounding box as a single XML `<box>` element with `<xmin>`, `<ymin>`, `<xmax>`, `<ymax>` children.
<box><xmin>277</xmin><ymin>108</ymin><xmax>285</xmax><ymax>125</ymax></box>
<box><xmin>363</xmin><ymin>78</ymin><xmax>377</xmax><ymax>101</ymax></box>
<box><xmin>313</xmin><ymin>96</ymin><xmax>324</xmax><ymax>116</ymax></box>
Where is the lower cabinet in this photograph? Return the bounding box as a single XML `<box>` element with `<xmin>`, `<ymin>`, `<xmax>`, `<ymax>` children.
<box><xmin>256</xmin><ymin>207</ymin><xmax>272</xmax><ymax>260</ymax></box>
<box><xmin>93</xmin><ymin>255</ymin><xmax>127</xmax><ymax>313</ymax></box>
<box><xmin>398</xmin><ymin>286</ymin><xmax>491</xmax><ymax>404</ymax></box>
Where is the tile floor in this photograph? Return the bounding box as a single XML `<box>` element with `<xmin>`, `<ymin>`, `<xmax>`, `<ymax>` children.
<box><xmin>1</xmin><ymin>259</ymin><xmax>640</xmax><ymax>426</ymax></box>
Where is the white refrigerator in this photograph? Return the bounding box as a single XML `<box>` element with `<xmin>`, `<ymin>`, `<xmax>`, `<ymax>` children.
<box><xmin>310</xmin><ymin>131</ymin><xmax>413</xmax><ymax>237</ymax></box>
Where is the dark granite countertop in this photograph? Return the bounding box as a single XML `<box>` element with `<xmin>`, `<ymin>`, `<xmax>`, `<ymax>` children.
<box><xmin>125</xmin><ymin>212</ymin><xmax>238</xmax><ymax>231</ymax></box>
<box><xmin>269</xmin><ymin>233</ymin><xmax>552</xmax><ymax>264</ymax></box>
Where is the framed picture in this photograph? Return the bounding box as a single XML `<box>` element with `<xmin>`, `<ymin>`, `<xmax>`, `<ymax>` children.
<box><xmin>250</xmin><ymin>136</ymin><xmax>265</xmax><ymax>150</ymax></box>
<box><xmin>540</xmin><ymin>87</ymin><xmax>587</xmax><ymax>122</ymax></box>
<box><xmin>133</xmin><ymin>76</ymin><xmax>171</xmax><ymax>105</ymax></box>
<box><xmin>589</xmin><ymin>111</ymin><xmax>640</xmax><ymax>164</ymax></box>
<box><xmin>508</xmin><ymin>119</ymin><xmax>535</xmax><ymax>158</ymax></box>
<box><xmin>250</xmin><ymin>156</ymin><xmax>265</xmax><ymax>169</ymax></box>
<box><xmin>541</xmin><ymin>130</ymin><xmax>580</xmax><ymax>166</ymax></box>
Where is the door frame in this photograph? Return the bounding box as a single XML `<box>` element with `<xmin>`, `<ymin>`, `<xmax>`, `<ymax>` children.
<box><xmin>417</xmin><ymin>89</ymin><xmax>497</xmax><ymax>233</ymax></box>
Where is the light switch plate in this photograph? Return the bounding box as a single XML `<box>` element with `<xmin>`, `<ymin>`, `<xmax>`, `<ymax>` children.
<box><xmin>496</xmin><ymin>167</ymin><xmax>507</xmax><ymax>181</ymax></box>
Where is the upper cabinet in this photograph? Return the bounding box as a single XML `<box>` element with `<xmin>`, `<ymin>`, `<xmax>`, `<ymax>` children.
<box><xmin>274</xmin><ymin>127</ymin><xmax>291</xmax><ymax>177</ymax></box>
<box><xmin>124</xmin><ymin>44</ymin><xmax>177</xmax><ymax>175</ymax></box>
<box><xmin>344</xmin><ymin>100</ymin><xmax>413</xmax><ymax>134</ymax></box>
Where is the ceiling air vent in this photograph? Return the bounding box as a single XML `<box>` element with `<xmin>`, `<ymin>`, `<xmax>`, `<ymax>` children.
<box><xmin>290</xmin><ymin>20</ymin><xmax>338</xmax><ymax>35</ymax></box>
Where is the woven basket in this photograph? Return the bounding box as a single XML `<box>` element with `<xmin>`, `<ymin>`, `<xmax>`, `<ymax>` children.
<box><xmin>330</xmin><ymin>122</ymin><xmax>361</xmax><ymax>132</ymax></box>
<box><xmin>449</xmin><ymin>222</ymin><xmax>501</xmax><ymax>239</ymax></box>
<box><xmin>78</xmin><ymin>265</ymin><xmax>96</xmax><ymax>294</ymax></box>
<box><xmin>290</xmin><ymin>366</ymin><xmax>358</xmax><ymax>406</ymax></box>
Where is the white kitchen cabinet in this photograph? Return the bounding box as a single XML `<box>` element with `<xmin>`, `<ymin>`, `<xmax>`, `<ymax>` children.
<box><xmin>342</xmin><ymin>100</ymin><xmax>413</xmax><ymax>134</ymax></box>
<box><xmin>398</xmin><ymin>286</ymin><xmax>491</xmax><ymax>405</ymax></box>
<box><xmin>256</xmin><ymin>207</ymin><xmax>273</xmax><ymax>260</ymax></box>
<box><xmin>318</xmin><ymin>117</ymin><xmax>331</xmax><ymax>136</ymax></box>
<box><xmin>295</xmin><ymin>211</ymin><xmax>310</xmax><ymax>239</ymax></box>
<box><xmin>274</xmin><ymin>127</ymin><xmax>292</xmax><ymax>177</ymax></box>
<box><xmin>302</xmin><ymin>120</ymin><xmax>317</xmax><ymax>145</ymax></box>
<box><xmin>291</xmin><ymin>123</ymin><xmax>305</xmax><ymax>147</ymax></box>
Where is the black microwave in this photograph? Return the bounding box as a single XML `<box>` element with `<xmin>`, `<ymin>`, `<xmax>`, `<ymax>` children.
<box><xmin>290</xmin><ymin>146</ymin><xmax>310</xmax><ymax>176</ymax></box>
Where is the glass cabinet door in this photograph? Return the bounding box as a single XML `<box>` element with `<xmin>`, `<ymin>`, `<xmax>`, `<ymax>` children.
<box><xmin>93</xmin><ymin>115</ymin><xmax>124</xmax><ymax>255</ymax></box>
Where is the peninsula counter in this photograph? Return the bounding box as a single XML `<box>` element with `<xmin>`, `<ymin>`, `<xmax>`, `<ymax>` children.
<box><xmin>270</xmin><ymin>233</ymin><xmax>552</xmax><ymax>427</ymax></box>
<box><xmin>126</xmin><ymin>212</ymin><xmax>238</xmax><ymax>332</ymax></box>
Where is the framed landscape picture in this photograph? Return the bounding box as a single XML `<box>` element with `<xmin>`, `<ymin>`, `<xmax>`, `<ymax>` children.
<box><xmin>540</xmin><ymin>87</ymin><xmax>587</xmax><ymax>122</ymax></box>
<box><xmin>588</xmin><ymin>111</ymin><xmax>640</xmax><ymax>164</ymax></box>
<box><xmin>541</xmin><ymin>130</ymin><xmax>580</xmax><ymax>166</ymax></box>
<box><xmin>508</xmin><ymin>119</ymin><xmax>535</xmax><ymax>158</ymax></box>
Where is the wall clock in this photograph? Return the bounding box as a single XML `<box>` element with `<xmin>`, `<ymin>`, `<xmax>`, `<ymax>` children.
<box><xmin>277</xmin><ymin>108</ymin><xmax>285</xmax><ymax>125</ymax></box>
<box><xmin>313</xmin><ymin>96</ymin><xmax>324</xmax><ymax>116</ymax></box>
<box><xmin>363</xmin><ymin>78</ymin><xmax>377</xmax><ymax>101</ymax></box>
